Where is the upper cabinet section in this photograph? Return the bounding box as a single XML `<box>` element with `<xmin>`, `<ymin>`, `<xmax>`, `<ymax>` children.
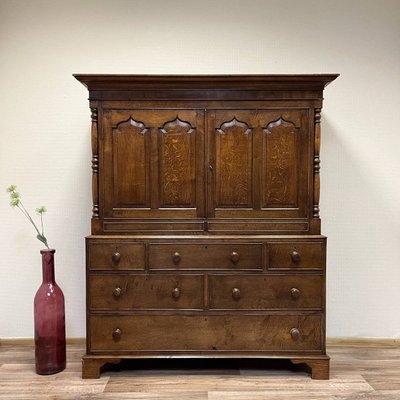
<box><xmin>75</xmin><ymin>74</ymin><xmax>338</xmax><ymax>234</ymax></box>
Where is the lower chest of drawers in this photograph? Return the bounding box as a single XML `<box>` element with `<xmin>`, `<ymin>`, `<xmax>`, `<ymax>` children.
<box><xmin>86</xmin><ymin>236</ymin><xmax>326</xmax><ymax>355</ymax></box>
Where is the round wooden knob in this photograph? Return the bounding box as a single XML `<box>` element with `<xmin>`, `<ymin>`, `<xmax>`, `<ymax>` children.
<box><xmin>172</xmin><ymin>287</ymin><xmax>181</xmax><ymax>299</ymax></box>
<box><xmin>232</xmin><ymin>288</ymin><xmax>241</xmax><ymax>300</ymax></box>
<box><xmin>111</xmin><ymin>252</ymin><xmax>121</xmax><ymax>265</ymax></box>
<box><xmin>172</xmin><ymin>252</ymin><xmax>181</xmax><ymax>265</ymax></box>
<box><xmin>112</xmin><ymin>328</ymin><xmax>122</xmax><ymax>341</ymax></box>
<box><xmin>230</xmin><ymin>251</ymin><xmax>240</xmax><ymax>264</ymax></box>
<box><xmin>113</xmin><ymin>287</ymin><xmax>122</xmax><ymax>298</ymax></box>
<box><xmin>291</xmin><ymin>288</ymin><xmax>301</xmax><ymax>299</ymax></box>
<box><xmin>290</xmin><ymin>328</ymin><xmax>300</xmax><ymax>341</ymax></box>
<box><xmin>291</xmin><ymin>250</ymin><xmax>301</xmax><ymax>264</ymax></box>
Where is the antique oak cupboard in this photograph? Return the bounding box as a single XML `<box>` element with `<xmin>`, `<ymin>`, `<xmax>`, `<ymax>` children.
<box><xmin>74</xmin><ymin>74</ymin><xmax>338</xmax><ymax>379</ymax></box>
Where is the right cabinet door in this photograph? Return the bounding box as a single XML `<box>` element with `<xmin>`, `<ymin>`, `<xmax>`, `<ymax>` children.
<box><xmin>208</xmin><ymin>109</ymin><xmax>310</xmax><ymax>220</ymax></box>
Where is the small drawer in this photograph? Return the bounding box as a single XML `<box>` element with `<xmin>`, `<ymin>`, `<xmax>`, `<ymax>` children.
<box><xmin>88</xmin><ymin>242</ymin><xmax>145</xmax><ymax>270</ymax></box>
<box><xmin>209</xmin><ymin>275</ymin><xmax>322</xmax><ymax>310</ymax></box>
<box><xmin>89</xmin><ymin>314</ymin><xmax>322</xmax><ymax>352</ymax></box>
<box><xmin>269</xmin><ymin>242</ymin><xmax>325</xmax><ymax>270</ymax></box>
<box><xmin>89</xmin><ymin>274</ymin><xmax>203</xmax><ymax>310</ymax></box>
<box><xmin>148</xmin><ymin>243</ymin><xmax>263</xmax><ymax>270</ymax></box>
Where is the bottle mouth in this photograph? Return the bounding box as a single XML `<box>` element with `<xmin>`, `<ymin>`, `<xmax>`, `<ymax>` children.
<box><xmin>40</xmin><ymin>249</ymin><xmax>56</xmax><ymax>254</ymax></box>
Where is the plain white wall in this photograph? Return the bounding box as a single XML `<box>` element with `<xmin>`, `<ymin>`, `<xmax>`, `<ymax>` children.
<box><xmin>1</xmin><ymin>0</ymin><xmax>399</xmax><ymax>339</ymax></box>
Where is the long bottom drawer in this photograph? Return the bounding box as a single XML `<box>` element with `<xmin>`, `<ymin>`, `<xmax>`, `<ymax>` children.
<box><xmin>89</xmin><ymin>314</ymin><xmax>322</xmax><ymax>353</ymax></box>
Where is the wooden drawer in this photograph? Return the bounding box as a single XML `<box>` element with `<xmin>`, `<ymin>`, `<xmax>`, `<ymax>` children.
<box><xmin>88</xmin><ymin>274</ymin><xmax>203</xmax><ymax>310</ymax></box>
<box><xmin>209</xmin><ymin>275</ymin><xmax>322</xmax><ymax>310</ymax></box>
<box><xmin>148</xmin><ymin>243</ymin><xmax>263</xmax><ymax>270</ymax></box>
<box><xmin>88</xmin><ymin>242</ymin><xmax>145</xmax><ymax>270</ymax></box>
<box><xmin>269</xmin><ymin>242</ymin><xmax>325</xmax><ymax>270</ymax></box>
<box><xmin>89</xmin><ymin>314</ymin><xmax>322</xmax><ymax>352</ymax></box>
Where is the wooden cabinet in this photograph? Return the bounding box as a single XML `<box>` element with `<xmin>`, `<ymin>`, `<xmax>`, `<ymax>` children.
<box><xmin>75</xmin><ymin>74</ymin><xmax>338</xmax><ymax>380</ymax></box>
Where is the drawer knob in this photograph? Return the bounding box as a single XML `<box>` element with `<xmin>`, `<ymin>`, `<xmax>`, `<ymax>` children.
<box><xmin>111</xmin><ymin>252</ymin><xmax>121</xmax><ymax>265</ymax></box>
<box><xmin>291</xmin><ymin>288</ymin><xmax>301</xmax><ymax>299</ymax></box>
<box><xmin>232</xmin><ymin>288</ymin><xmax>241</xmax><ymax>300</ymax></box>
<box><xmin>291</xmin><ymin>250</ymin><xmax>301</xmax><ymax>264</ymax></box>
<box><xmin>112</xmin><ymin>328</ymin><xmax>122</xmax><ymax>341</ymax></box>
<box><xmin>113</xmin><ymin>287</ymin><xmax>122</xmax><ymax>298</ymax></box>
<box><xmin>172</xmin><ymin>252</ymin><xmax>181</xmax><ymax>265</ymax></box>
<box><xmin>290</xmin><ymin>328</ymin><xmax>300</xmax><ymax>341</ymax></box>
<box><xmin>172</xmin><ymin>287</ymin><xmax>181</xmax><ymax>299</ymax></box>
<box><xmin>230</xmin><ymin>251</ymin><xmax>240</xmax><ymax>264</ymax></box>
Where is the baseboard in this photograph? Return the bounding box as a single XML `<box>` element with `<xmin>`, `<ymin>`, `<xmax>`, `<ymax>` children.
<box><xmin>0</xmin><ymin>337</ymin><xmax>86</xmax><ymax>346</ymax></box>
<box><xmin>326</xmin><ymin>337</ymin><xmax>400</xmax><ymax>347</ymax></box>
<box><xmin>1</xmin><ymin>337</ymin><xmax>399</xmax><ymax>347</ymax></box>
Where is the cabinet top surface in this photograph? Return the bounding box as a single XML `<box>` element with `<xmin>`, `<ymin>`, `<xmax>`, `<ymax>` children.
<box><xmin>74</xmin><ymin>74</ymin><xmax>339</xmax><ymax>91</ymax></box>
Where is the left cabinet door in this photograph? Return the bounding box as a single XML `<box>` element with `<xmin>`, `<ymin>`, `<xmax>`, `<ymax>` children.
<box><xmin>102</xmin><ymin>109</ymin><xmax>205</xmax><ymax>227</ymax></box>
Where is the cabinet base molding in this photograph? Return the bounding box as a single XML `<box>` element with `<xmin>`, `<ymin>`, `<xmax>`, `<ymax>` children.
<box><xmin>81</xmin><ymin>354</ymin><xmax>330</xmax><ymax>380</ymax></box>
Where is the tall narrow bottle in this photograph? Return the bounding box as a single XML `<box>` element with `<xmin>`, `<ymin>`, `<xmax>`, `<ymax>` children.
<box><xmin>34</xmin><ymin>249</ymin><xmax>66</xmax><ymax>374</ymax></box>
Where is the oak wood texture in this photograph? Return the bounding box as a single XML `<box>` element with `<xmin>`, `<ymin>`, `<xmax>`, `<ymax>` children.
<box><xmin>88</xmin><ymin>314</ymin><xmax>322</xmax><ymax>353</ymax></box>
<box><xmin>208</xmin><ymin>275</ymin><xmax>322</xmax><ymax>310</ymax></box>
<box><xmin>89</xmin><ymin>274</ymin><xmax>204</xmax><ymax>310</ymax></box>
<box><xmin>75</xmin><ymin>75</ymin><xmax>338</xmax><ymax>380</ymax></box>
<box><xmin>88</xmin><ymin>242</ymin><xmax>145</xmax><ymax>270</ymax></box>
<box><xmin>148</xmin><ymin>243</ymin><xmax>263</xmax><ymax>270</ymax></box>
<box><xmin>268</xmin><ymin>242</ymin><xmax>325</xmax><ymax>271</ymax></box>
<box><xmin>1</xmin><ymin>343</ymin><xmax>399</xmax><ymax>399</ymax></box>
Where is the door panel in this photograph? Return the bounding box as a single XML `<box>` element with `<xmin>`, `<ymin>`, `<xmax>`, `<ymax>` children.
<box><xmin>103</xmin><ymin>109</ymin><xmax>204</xmax><ymax>219</ymax></box>
<box><xmin>207</xmin><ymin>110</ymin><xmax>258</xmax><ymax>219</ymax></box>
<box><xmin>111</xmin><ymin>116</ymin><xmax>150</xmax><ymax>208</ymax></box>
<box><xmin>259</xmin><ymin>110</ymin><xmax>309</xmax><ymax>217</ymax></box>
<box><xmin>208</xmin><ymin>109</ymin><xmax>309</xmax><ymax>219</ymax></box>
<box><xmin>215</xmin><ymin>117</ymin><xmax>253</xmax><ymax>207</ymax></box>
<box><xmin>262</xmin><ymin>118</ymin><xmax>299</xmax><ymax>208</ymax></box>
<box><xmin>158</xmin><ymin>118</ymin><xmax>196</xmax><ymax>207</ymax></box>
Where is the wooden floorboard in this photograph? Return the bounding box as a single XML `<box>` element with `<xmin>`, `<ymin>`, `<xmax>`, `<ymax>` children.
<box><xmin>0</xmin><ymin>343</ymin><xmax>399</xmax><ymax>399</ymax></box>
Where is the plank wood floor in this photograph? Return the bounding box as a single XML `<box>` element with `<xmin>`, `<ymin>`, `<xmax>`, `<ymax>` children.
<box><xmin>0</xmin><ymin>343</ymin><xmax>399</xmax><ymax>399</ymax></box>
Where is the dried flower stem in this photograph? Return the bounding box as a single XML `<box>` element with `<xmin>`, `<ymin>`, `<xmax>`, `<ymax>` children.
<box><xmin>7</xmin><ymin>185</ymin><xmax>50</xmax><ymax>249</ymax></box>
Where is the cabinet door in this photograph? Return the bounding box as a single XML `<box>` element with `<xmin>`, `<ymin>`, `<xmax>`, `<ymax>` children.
<box><xmin>103</xmin><ymin>109</ymin><xmax>204</xmax><ymax>220</ymax></box>
<box><xmin>208</xmin><ymin>109</ymin><xmax>310</xmax><ymax>219</ymax></box>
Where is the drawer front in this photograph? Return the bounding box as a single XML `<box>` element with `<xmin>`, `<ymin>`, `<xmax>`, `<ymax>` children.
<box><xmin>89</xmin><ymin>314</ymin><xmax>322</xmax><ymax>352</ymax></box>
<box><xmin>88</xmin><ymin>242</ymin><xmax>145</xmax><ymax>270</ymax></box>
<box><xmin>89</xmin><ymin>274</ymin><xmax>203</xmax><ymax>310</ymax></box>
<box><xmin>269</xmin><ymin>242</ymin><xmax>325</xmax><ymax>270</ymax></box>
<box><xmin>209</xmin><ymin>275</ymin><xmax>322</xmax><ymax>310</ymax></box>
<box><xmin>148</xmin><ymin>243</ymin><xmax>263</xmax><ymax>270</ymax></box>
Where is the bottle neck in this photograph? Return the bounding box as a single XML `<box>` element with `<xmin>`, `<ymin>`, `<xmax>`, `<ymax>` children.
<box><xmin>41</xmin><ymin>249</ymin><xmax>56</xmax><ymax>284</ymax></box>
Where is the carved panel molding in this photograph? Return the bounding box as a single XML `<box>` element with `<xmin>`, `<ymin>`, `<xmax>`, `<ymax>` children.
<box><xmin>113</xmin><ymin>116</ymin><xmax>149</xmax><ymax>134</ymax></box>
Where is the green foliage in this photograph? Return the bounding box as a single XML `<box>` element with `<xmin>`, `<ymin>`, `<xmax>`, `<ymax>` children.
<box><xmin>6</xmin><ymin>185</ymin><xmax>50</xmax><ymax>249</ymax></box>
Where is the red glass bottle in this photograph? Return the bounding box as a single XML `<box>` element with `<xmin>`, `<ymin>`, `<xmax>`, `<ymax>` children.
<box><xmin>34</xmin><ymin>249</ymin><xmax>66</xmax><ymax>374</ymax></box>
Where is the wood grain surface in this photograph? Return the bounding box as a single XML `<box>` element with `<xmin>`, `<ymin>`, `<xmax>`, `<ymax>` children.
<box><xmin>0</xmin><ymin>343</ymin><xmax>398</xmax><ymax>399</ymax></box>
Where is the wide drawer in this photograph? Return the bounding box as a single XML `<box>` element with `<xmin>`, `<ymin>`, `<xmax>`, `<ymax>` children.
<box><xmin>88</xmin><ymin>242</ymin><xmax>145</xmax><ymax>270</ymax></box>
<box><xmin>269</xmin><ymin>242</ymin><xmax>325</xmax><ymax>270</ymax></box>
<box><xmin>88</xmin><ymin>274</ymin><xmax>203</xmax><ymax>310</ymax></box>
<box><xmin>209</xmin><ymin>275</ymin><xmax>322</xmax><ymax>310</ymax></box>
<box><xmin>148</xmin><ymin>243</ymin><xmax>263</xmax><ymax>270</ymax></box>
<box><xmin>89</xmin><ymin>314</ymin><xmax>322</xmax><ymax>352</ymax></box>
